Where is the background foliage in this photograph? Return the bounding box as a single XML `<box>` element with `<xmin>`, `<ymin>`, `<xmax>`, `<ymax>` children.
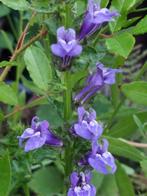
<box><xmin>0</xmin><ymin>0</ymin><xmax>147</xmax><ymax>195</ymax></box>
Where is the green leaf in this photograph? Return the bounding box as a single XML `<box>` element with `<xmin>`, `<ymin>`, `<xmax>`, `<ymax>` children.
<box><xmin>24</xmin><ymin>46</ymin><xmax>52</xmax><ymax>91</ymax></box>
<box><xmin>140</xmin><ymin>160</ymin><xmax>147</xmax><ymax>177</ymax></box>
<box><xmin>75</xmin><ymin>0</ymin><xmax>86</xmax><ymax>16</ymax></box>
<box><xmin>91</xmin><ymin>171</ymin><xmax>104</xmax><ymax>191</ymax></box>
<box><xmin>0</xmin><ymin>30</ymin><xmax>13</xmax><ymax>52</ymax></box>
<box><xmin>0</xmin><ymin>4</ymin><xmax>10</xmax><ymax>17</ymax></box>
<box><xmin>101</xmin><ymin>0</ymin><xmax>109</xmax><ymax>8</ymax></box>
<box><xmin>37</xmin><ymin>103</ymin><xmax>63</xmax><ymax>128</ymax></box>
<box><xmin>131</xmin><ymin>15</ymin><xmax>147</xmax><ymax>35</ymax></box>
<box><xmin>133</xmin><ymin>114</ymin><xmax>144</xmax><ymax>132</ymax></box>
<box><xmin>0</xmin><ymin>61</ymin><xmax>17</xmax><ymax>67</ymax></box>
<box><xmin>70</xmin><ymin>69</ymin><xmax>88</xmax><ymax>89</ymax></box>
<box><xmin>98</xmin><ymin>175</ymin><xmax>118</xmax><ymax>196</ymax></box>
<box><xmin>0</xmin><ymin>0</ymin><xmax>29</xmax><ymax>10</ymax></box>
<box><xmin>109</xmin><ymin>111</ymin><xmax>147</xmax><ymax>138</ymax></box>
<box><xmin>106</xmin><ymin>32</ymin><xmax>135</xmax><ymax>58</ymax></box>
<box><xmin>115</xmin><ymin>162</ymin><xmax>135</xmax><ymax>196</ymax></box>
<box><xmin>0</xmin><ymin>83</ymin><xmax>18</xmax><ymax>105</ymax></box>
<box><xmin>29</xmin><ymin>166</ymin><xmax>64</xmax><ymax>196</ymax></box>
<box><xmin>122</xmin><ymin>81</ymin><xmax>147</xmax><ymax>105</ymax></box>
<box><xmin>0</xmin><ymin>151</ymin><xmax>11</xmax><ymax>196</ymax></box>
<box><xmin>105</xmin><ymin>136</ymin><xmax>144</xmax><ymax>162</ymax></box>
<box><xmin>110</xmin><ymin>0</ymin><xmax>138</xmax><ymax>32</ymax></box>
<box><xmin>111</xmin><ymin>0</ymin><xmax>137</xmax><ymax>13</ymax></box>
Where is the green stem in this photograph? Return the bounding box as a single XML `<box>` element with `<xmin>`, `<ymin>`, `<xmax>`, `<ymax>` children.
<box><xmin>64</xmin><ymin>71</ymin><xmax>72</xmax><ymax>122</ymax></box>
<box><xmin>65</xmin><ymin>3</ymin><xmax>71</xmax><ymax>28</ymax></box>
<box><xmin>23</xmin><ymin>184</ymin><xmax>30</xmax><ymax>196</ymax></box>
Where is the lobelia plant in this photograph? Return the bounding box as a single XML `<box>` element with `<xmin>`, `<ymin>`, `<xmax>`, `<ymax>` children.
<box><xmin>1</xmin><ymin>0</ymin><xmax>147</xmax><ymax>195</ymax></box>
<box><xmin>17</xmin><ymin>0</ymin><xmax>119</xmax><ymax>195</ymax></box>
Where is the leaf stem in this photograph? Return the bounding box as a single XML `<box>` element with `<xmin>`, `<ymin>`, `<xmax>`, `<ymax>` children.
<box><xmin>119</xmin><ymin>139</ymin><xmax>147</xmax><ymax>148</ymax></box>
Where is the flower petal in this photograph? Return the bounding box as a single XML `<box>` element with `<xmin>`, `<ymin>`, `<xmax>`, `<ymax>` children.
<box><xmin>51</xmin><ymin>44</ymin><xmax>66</xmax><ymax>57</ymax></box>
<box><xmin>68</xmin><ymin>44</ymin><xmax>82</xmax><ymax>56</ymax></box>
<box><xmin>24</xmin><ymin>134</ymin><xmax>46</xmax><ymax>152</ymax></box>
<box><xmin>74</xmin><ymin>122</ymin><xmax>93</xmax><ymax>140</ymax></box>
<box><xmin>65</xmin><ymin>28</ymin><xmax>76</xmax><ymax>41</ymax></box>
<box><xmin>77</xmin><ymin>106</ymin><xmax>86</xmax><ymax>122</ymax></box>
<box><xmin>70</xmin><ymin>172</ymin><xmax>79</xmax><ymax>187</ymax></box>
<box><xmin>45</xmin><ymin>131</ymin><xmax>63</xmax><ymax>147</ymax></box>
<box><xmin>57</xmin><ymin>26</ymin><xmax>65</xmax><ymax>40</ymax></box>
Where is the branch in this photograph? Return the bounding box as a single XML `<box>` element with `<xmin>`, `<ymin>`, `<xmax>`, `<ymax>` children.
<box><xmin>0</xmin><ymin>28</ymin><xmax>47</xmax><ymax>82</ymax></box>
<box><xmin>0</xmin><ymin>11</ymin><xmax>47</xmax><ymax>82</ymax></box>
<box><xmin>4</xmin><ymin>95</ymin><xmax>46</xmax><ymax>119</ymax></box>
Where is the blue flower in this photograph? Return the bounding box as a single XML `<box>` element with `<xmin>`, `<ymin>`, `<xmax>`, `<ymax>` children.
<box><xmin>51</xmin><ymin>27</ymin><xmax>82</xmax><ymax>69</ymax></box>
<box><xmin>18</xmin><ymin>116</ymin><xmax>63</xmax><ymax>152</ymax></box>
<box><xmin>73</xmin><ymin>107</ymin><xmax>103</xmax><ymax>141</ymax></box>
<box><xmin>68</xmin><ymin>171</ymin><xmax>96</xmax><ymax>196</ymax></box>
<box><xmin>74</xmin><ymin>62</ymin><xmax>121</xmax><ymax>104</ymax></box>
<box><xmin>78</xmin><ymin>0</ymin><xmax>119</xmax><ymax>40</ymax></box>
<box><xmin>88</xmin><ymin>139</ymin><xmax>117</xmax><ymax>174</ymax></box>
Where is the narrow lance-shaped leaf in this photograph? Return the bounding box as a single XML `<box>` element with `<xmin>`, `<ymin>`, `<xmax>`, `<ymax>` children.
<box><xmin>115</xmin><ymin>161</ymin><xmax>135</xmax><ymax>196</ymax></box>
<box><xmin>105</xmin><ymin>136</ymin><xmax>145</xmax><ymax>162</ymax></box>
<box><xmin>0</xmin><ymin>151</ymin><xmax>11</xmax><ymax>196</ymax></box>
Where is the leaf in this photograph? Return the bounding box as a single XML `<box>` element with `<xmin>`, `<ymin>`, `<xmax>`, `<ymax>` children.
<box><xmin>115</xmin><ymin>162</ymin><xmax>135</xmax><ymax>196</ymax></box>
<box><xmin>122</xmin><ymin>81</ymin><xmax>147</xmax><ymax>105</ymax></box>
<box><xmin>106</xmin><ymin>32</ymin><xmax>135</xmax><ymax>58</ymax></box>
<box><xmin>75</xmin><ymin>0</ymin><xmax>86</xmax><ymax>16</ymax></box>
<box><xmin>37</xmin><ymin>103</ymin><xmax>63</xmax><ymax>129</ymax></box>
<box><xmin>133</xmin><ymin>115</ymin><xmax>144</xmax><ymax>131</ymax></box>
<box><xmin>91</xmin><ymin>171</ymin><xmax>104</xmax><ymax>191</ymax></box>
<box><xmin>140</xmin><ymin>160</ymin><xmax>147</xmax><ymax>177</ymax></box>
<box><xmin>21</xmin><ymin>76</ymin><xmax>44</xmax><ymax>95</ymax></box>
<box><xmin>0</xmin><ymin>61</ymin><xmax>17</xmax><ymax>67</ymax></box>
<box><xmin>100</xmin><ymin>0</ymin><xmax>109</xmax><ymax>8</ymax></box>
<box><xmin>98</xmin><ymin>175</ymin><xmax>118</xmax><ymax>196</ymax></box>
<box><xmin>70</xmin><ymin>69</ymin><xmax>88</xmax><ymax>89</ymax></box>
<box><xmin>0</xmin><ymin>0</ymin><xmax>29</xmax><ymax>10</ymax></box>
<box><xmin>0</xmin><ymin>4</ymin><xmax>10</xmax><ymax>17</ymax></box>
<box><xmin>0</xmin><ymin>151</ymin><xmax>11</xmax><ymax>196</ymax></box>
<box><xmin>131</xmin><ymin>15</ymin><xmax>147</xmax><ymax>35</ymax></box>
<box><xmin>24</xmin><ymin>46</ymin><xmax>52</xmax><ymax>91</ymax></box>
<box><xmin>111</xmin><ymin>0</ymin><xmax>137</xmax><ymax>13</ymax></box>
<box><xmin>29</xmin><ymin>166</ymin><xmax>64</xmax><ymax>196</ymax></box>
<box><xmin>105</xmin><ymin>136</ymin><xmax>145</xmax><ymax>162</ymax></box>
<box><xmin>109</xmin><ymin>111</ymin><xmax>147</xmax><ymax>138</ymax></box>
<box><xmin>0</xmin><ymin>30</ymin><xmax>13</xmax><ymax>52</ymax></box>
<box><xmin>0</xmin><ymin>83</ymin><xmax>18</xmax><ymax>105</ymax></box>
<box><xmin>110</xmin><ymin>0</ymin><xmax>138</xmax><ymax>32</ymax></box>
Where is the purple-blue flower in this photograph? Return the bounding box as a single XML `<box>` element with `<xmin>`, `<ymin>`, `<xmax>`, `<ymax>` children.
<box><xmin>73</xmin><ymin>106</ymin><xmax>103</xmax><ymax>141</ymax></box>
<box><xmin>74</xmin><ymin>62</ymin><xmax>121</xmax><ymax>104</ymax></box>
<box><xmin>51</xmin><ymin>27</ymin><xmax>82</xmax><ymax>69</ymax></box>
<box><xmin>88</xmin><ymin>139</ymin><xmax>116</xmax><ymax>174</ymax></box>
<box><xmin>68</xmin><ymin>171</ymin><xmax>96</xmax><ymax>196</ymax></box>
<box><xmin>18</xmin><ymin>116</ymin><xmax>63</xmax><ymax>152</ymax></box>
<box><xmin>78</xmin><ymin>0</ymin><xmax>119</xmax><ymax>40</ymax></box>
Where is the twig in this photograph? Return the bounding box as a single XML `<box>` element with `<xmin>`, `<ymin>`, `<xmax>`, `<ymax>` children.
<box><xmin>4</xmin><ymin>95</ymin><xmax>46</xmax><ymax>119</ymax></box>
<box><xmin>99</xmin><ymin>33</ymin><xmax>113</xmax><ymax>38</ymax></box>
<box><xmin>0</xmin><ymin>28</ymin><xmax>47</xmax><ymax>82</ymax></box>
<box><xmin>0</xmin><ymin>11</ymin><xmax>47</xmax><ymax>82</ymax></box>
<box><xmin>119</xmin><ymin>138</ymin><xmax>147</xmax><ymax>148</ymax></box>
